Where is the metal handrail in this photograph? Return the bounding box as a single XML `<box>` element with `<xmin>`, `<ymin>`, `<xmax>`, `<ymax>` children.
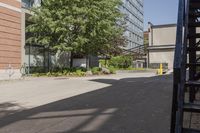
<box><xmin>171</xmin><ymin>0</ymin><xmax>189</xmax><ymax>133</ymax></box>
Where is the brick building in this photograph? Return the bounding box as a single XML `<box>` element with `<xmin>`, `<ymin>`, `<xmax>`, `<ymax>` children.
<box><xmin>0</xmin><ymin>0</ymin><xmax>22</xmax><ymax>79</ymax></box>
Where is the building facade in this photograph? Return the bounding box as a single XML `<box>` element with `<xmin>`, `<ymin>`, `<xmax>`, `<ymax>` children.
<box><xmin>0</xmin><ymin>0</ymin><xmax>41</xmax><ymax>79</ymax></box>
<box><xmin>147</xmin><ymin>23</ymin><xmax>176</xmax><ymax>70</ymax></box>
<box><xmin>119</xmin><ymin>0</ymin><xmax>144</xmax><ymax>50</ymax></box>
<box><xmin>0</xmin><ymin>0</ymin><xmax>22</xmax><ymax>79</ymax></box>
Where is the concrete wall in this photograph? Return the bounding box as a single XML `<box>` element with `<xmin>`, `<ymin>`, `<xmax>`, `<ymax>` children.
<box><xmin>21</xmin><ymin>9</ymin><xmax>26</xmax><ymax>67</ymax></box>
<box><xmin>148</xmin><ymin>24</ymin><xmax>176</xmax><ymax>70</ymax></box>
<box><xmin>148</xmin><ymin>24</ymin><xmax>176</xmax><ymax>46</ymax></box>
<box><xmin>0</xmin><ymin>69</ymin><xmax>21</xmax><ymax>80</ymax></box>
<box><xmin>151</xmin><ymin>26</ymin><xmax>176</xmax><ymax>46</ymax></box>
<box><xmin>149</xmin><ymin>50</ymin><xmax>174</xmax><ymax>69</ymax></box>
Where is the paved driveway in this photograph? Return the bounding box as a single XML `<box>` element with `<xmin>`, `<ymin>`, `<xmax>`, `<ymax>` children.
<box><xmin>0</xmin><ymin>73</ymin><xmax>173</xmax><ymax>133</ymax></box>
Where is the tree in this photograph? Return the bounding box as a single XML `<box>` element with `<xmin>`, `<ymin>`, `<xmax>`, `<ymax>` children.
<box><xmin>26</xmin><ymin>0</ymin><xmax>126</xmax><ymax>70</ymax></box>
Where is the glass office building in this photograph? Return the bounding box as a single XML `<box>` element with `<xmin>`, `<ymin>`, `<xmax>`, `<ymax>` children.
<box><xmin>22</xmin><ymin>0</ymin><xmax>41</xmax><ymax>8</ymax></box>
<box><xmin>119</xmin><ymin>0</ymin><xmax>144</xmax><ymax>50</ymax></box>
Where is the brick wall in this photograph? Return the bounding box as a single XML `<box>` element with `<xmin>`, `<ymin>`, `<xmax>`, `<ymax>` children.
<box><xmin>0</xmin><ymin>0</ymin><xmax>21</xmax><ymax>69</ymax></box>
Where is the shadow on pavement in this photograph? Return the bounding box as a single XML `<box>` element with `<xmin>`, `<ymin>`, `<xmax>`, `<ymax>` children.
<box><xmin>0</xmin><ymin>74</ymin><xmax>173</xmax><ymax>133</ymax></box>
<box><xmin>0</xmin><ymin>102</ymin><xmax>26</xmax><ymax>119</ymax></box>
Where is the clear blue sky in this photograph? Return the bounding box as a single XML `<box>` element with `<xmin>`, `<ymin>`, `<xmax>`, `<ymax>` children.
<box><xmin>144</xmin><ymin>0</ymin><xmax>179</xmax><ymax>30</ymax></box>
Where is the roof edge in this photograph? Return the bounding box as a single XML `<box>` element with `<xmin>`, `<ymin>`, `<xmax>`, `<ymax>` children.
<box><xmin>148</xmin><ymin>22</ymin><xmax>177</xmax><ymax>29</ymax></box>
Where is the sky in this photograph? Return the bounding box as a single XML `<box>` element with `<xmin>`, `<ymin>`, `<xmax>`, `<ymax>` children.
<box><xmin>144</xmin><ymin>0</ymin><xmax>179</xmax><ymax>30</ymax></box>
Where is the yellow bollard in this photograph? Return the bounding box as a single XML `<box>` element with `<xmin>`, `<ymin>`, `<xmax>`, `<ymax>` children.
<box><xmin>159</xmin><ymin>63</ymin><xmax>163</xmax><ymax>75</ymax></box>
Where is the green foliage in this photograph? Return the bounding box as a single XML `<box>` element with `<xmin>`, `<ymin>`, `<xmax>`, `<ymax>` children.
<box><xmin>75</xmin><ymin>69</ymin><xmax>86</xmax><ymax>76</ymax></box>
<box><xmin>108</xmin><ymin>66</ymin><xmax>116</xmax><ymax>74</ymax></box>
<box><xmin>31</xmin><ymin>67</ymin><xmax>87</xmax><ymax>77</ymax></box>
<box><xmin>99</xmin><ymin>59</ymin><xmax>110</xmax><ymax>68</ymax></box>
<box><xmin>32</xmin><ymin>73</ymin><xmax>46</xmax><ymax>77</ymax></box>
<box><xmin>109</xmin><ymin>55</ymin><xmax>133</xmax><ymax>68</ymax></box>
<box><xmin>46</xmin><ymin>72</ymin><xmax>51</xmax><ymax>77</ymax></box>
<box><xmin>26</xmin><ymin>0</ymin><xmax>125</xmax><ymax>64</ymax></box>
<box><xmin>50</xmin><ymin>67</ymin><xmax>86</xmax><ymax>73</ymax></box>
<box><xmin>91</xmin><ymin>67</ymin><xmax>102</xmax><ymax>75</ymax></box>
<box><xmin>99</xmin><ymin>55</ymin><xmax>133</xmax><ymax>69</ymax></box>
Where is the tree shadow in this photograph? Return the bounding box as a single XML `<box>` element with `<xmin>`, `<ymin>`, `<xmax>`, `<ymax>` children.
<box><xmin>0</xmin><ymin>74</ymin><xmax>173</xmax><ymax>133</ymax></box>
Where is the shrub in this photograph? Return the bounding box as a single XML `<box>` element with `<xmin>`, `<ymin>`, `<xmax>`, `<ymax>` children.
<box><xmin>63</xmin><ymin>70</ymin><xmax>69</xmax><ymax>75</ymax></box>
<box><xmin>91</xmin><ymin>67</ymin><xmax>102</xmax><ymax>75</ymax></box>
<box><xmin>75</xmin><ymin>70</ymin><xmax>86</xmax><ymax>76</ymax></box>
<box><xmin>108</xmin><ymin>66</ymin><xmax>116</xmax><ymax>74</ymax></box>
<box><xmin>32</xmin><ymin>73</ymin><xmax>46</xmax><ymax>77</ymax></box>
<box><xmin>46</xmin><ymin>72</ymin><xmax>52</xmax><ymax>77</ymax></box>
<box><xmin>30</xmin><ymin>64</ymin><xmax>118</xmax><ymax>77</ymax></box>
<box><xmin>109</xmin><ymin>55</ymin><xmax>132</xmax><ymax>68</ymax></box>
<box><xmin>99</xmin><ymin>59</ymin><xmax>109</xmax><ymax>68</ymax></box>
<box><xmin>79</xmin><ymin>67</ymin><xmax>87</xmax><ymax>72</ymax></box>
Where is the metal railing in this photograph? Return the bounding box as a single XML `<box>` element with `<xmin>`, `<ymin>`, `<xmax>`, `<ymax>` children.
<box><xmin>171</xmin><ymin>0</ymin><xmax>189</xmax><ymax>133</ymax></box>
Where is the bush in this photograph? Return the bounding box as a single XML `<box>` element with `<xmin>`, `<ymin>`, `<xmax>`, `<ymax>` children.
<box><xmin>75</xmin><ymin>70</ymin><xmax>86</xmax><ymax>76</ymax></box>
<box><xmin>31</xmin><ymin>65</ymin><xmax>118</xmax><ymax>77</ymax></box>
<box><xmin>108</xmin><ymin>66</ymin><xmax>116</xmax><ymax>74</ymax></box>
<box><xmin>32</xmin><ymin>73</ymin><xmax>46</xmax><ymax>77</ymax></box>
<box><xmin>79</xmin><ymin>67</ymin><xmax>87</xmax><ymax>72</ymax></box>
<box><xmin>99</xmin><ymin>60</ymin><xmax>109</xmax><ymax>68</ymax></box>
<box><xmin>46</xmin><ymin>72</ymin><xmax>52</xmax><ymax>77</ymax></box>
<box><xmin>91</xmin><ymin>67</ymin><xmax>102</xmax><ymax>75</ymax></box>
<box><xmin>109</xmin><ymin>55</ymin><xmax>133</xmax><ymax>68</ymax></box>
<box><xmin>63</xmin><ymin>70</ymin><xmax>69</xmax><ymax>75</ymax></box>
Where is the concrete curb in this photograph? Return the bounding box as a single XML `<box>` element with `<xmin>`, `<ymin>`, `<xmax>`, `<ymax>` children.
<box><xmin>116</xmin><ymin>69</ymin><xmax>157</xmax><ymax>74</ymax></box>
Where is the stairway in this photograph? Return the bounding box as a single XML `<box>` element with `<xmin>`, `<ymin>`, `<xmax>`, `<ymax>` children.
<box><xmin>171</xmin><ymin>0</ymin><xmax>200</xmax><ymax>133</ymax></box>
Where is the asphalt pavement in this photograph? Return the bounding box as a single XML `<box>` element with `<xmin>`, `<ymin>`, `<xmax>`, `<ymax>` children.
<box><xmin>0</xmin><ymin>73</ymin><xmax>173</xmax><ymax>133</ymax></box>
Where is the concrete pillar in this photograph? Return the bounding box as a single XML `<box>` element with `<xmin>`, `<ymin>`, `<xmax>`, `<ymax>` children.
<box><xmin>148</xmin><ymin>22</ymin><xmax>153</xmax><ymax>46</ymax></box>
<box><xmin>21</xmin><ymin>10</ymin><xmax>26</xmax><ymax>65</ymax></box>
<box><xmin>147</xmin><ymin>51</ymin><xmax>149</xmax><ymax>68</ymax></box>
<box><xmin>147</xmin><ymin>22</ymin><xmax>153</xmax><ymax>68</ymax></box>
